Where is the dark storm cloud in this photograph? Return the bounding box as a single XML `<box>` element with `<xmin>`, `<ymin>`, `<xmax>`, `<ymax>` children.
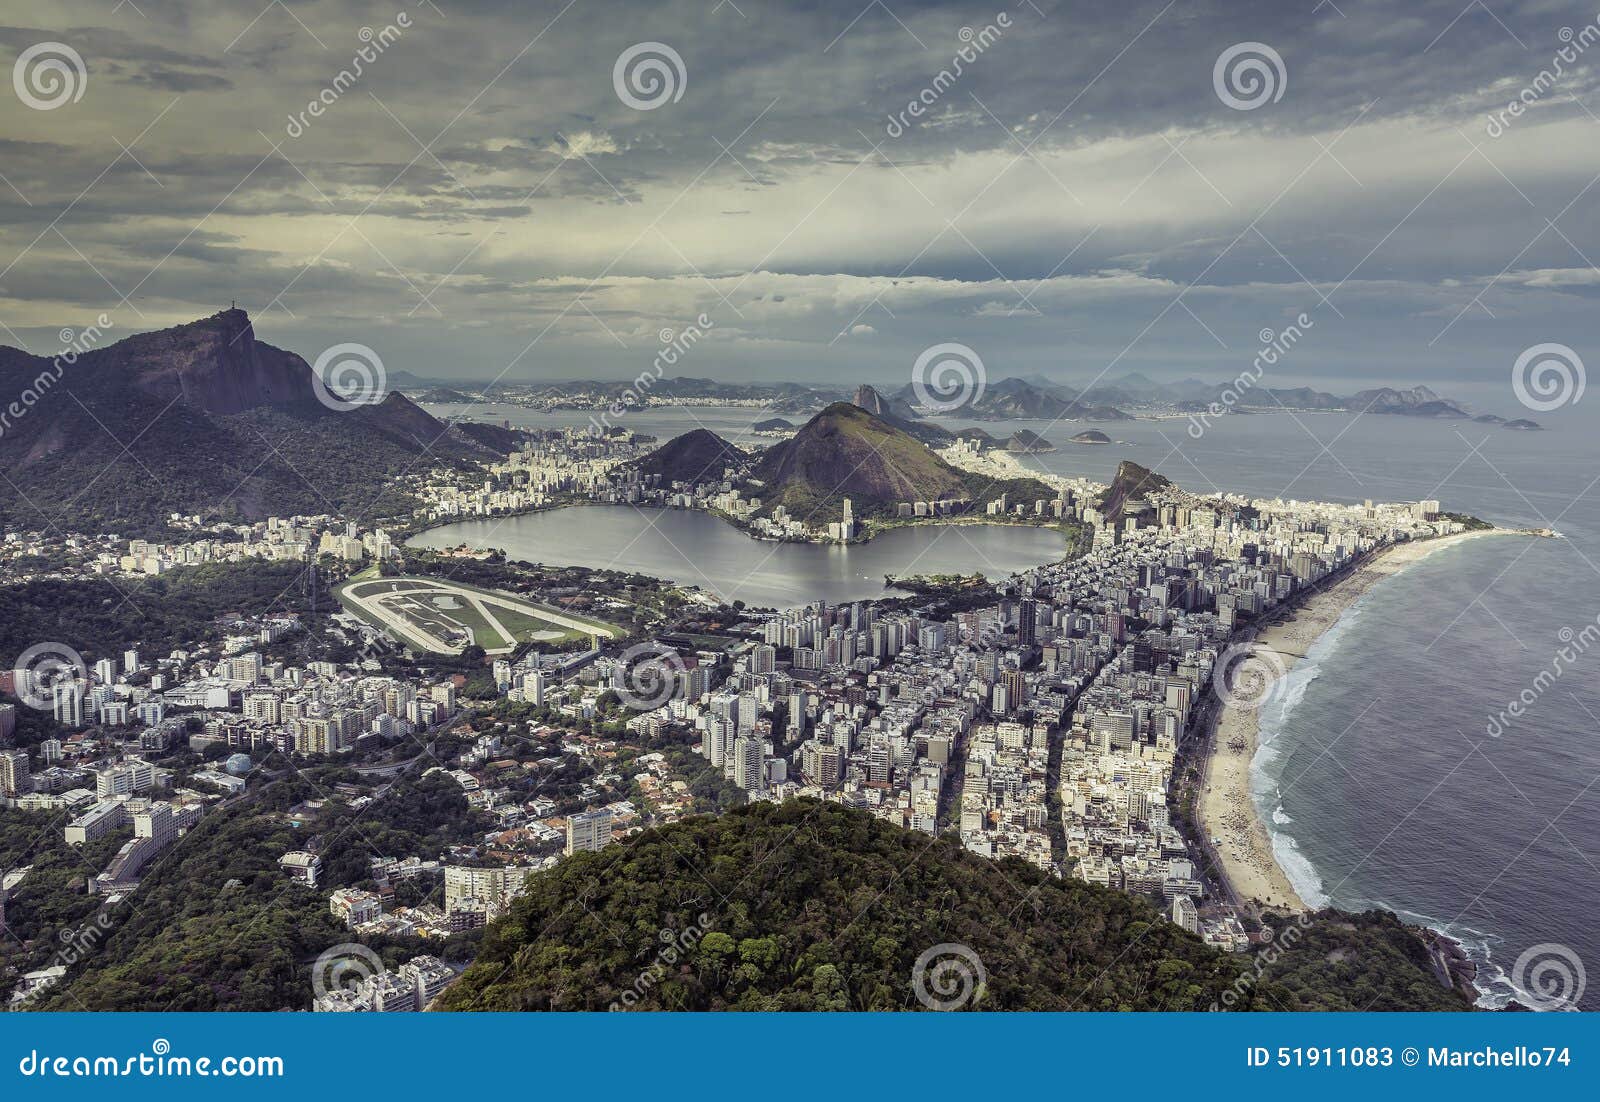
<box><xmin>0</xmin><ymin>0</ymin><xmax>1596</xmax><ymax>393</ymax></box>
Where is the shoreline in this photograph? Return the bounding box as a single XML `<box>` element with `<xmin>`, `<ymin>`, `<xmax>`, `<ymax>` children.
<box><xmin>1194</xmin><ymin>527</ymin><xmax>1529</xmax><ymax>917</ymax></box>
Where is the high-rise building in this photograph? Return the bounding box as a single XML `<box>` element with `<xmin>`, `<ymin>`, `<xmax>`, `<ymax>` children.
<box><xmin>52</xmin><ymin>681</ymin><xmax>85</xmax><ymax>729</ymax></box>
<box><xmin>1017</xmin><ymin>598</ymin><xmax>1037</xmax><ymax>648</ymax></box>
<box><xmin>702</xmin><ymin>715</ymin><xmax>732</xmax><ymax>767</ymax></box>
<box><xmin>0</xmin><ymin>749</ymin><xmax>31</xmax><ymax>796</ymax></box>
<box><xmin>523</xmin><ymin>669</ymin><xmax>547</xmax><ymax>706</ymax></box>
<box><xmin>732</xmin><ymin>736</ymin><xmax>765</xmax><ymax>793</ymax></box>
<box><xmin>751</xmin><ymin>645</ymin><xmax>776</xmax><ymax>674</ymax></box>
<box><xmin>566</xmin><ymin>809</ymin><xmax>613</xmax><ymax>855</ymax></box>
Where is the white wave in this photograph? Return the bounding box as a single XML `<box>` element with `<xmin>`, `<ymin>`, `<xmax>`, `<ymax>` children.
<box><xmin>1248</xmin><ymin>589</ymin><xmax>1377</xmax><ymax>907</ymax></box>
<box><xmin>1385</xmin><ymin>908</ymin><xmax>1511</xmax><ymax>1008</ymax></box>
<box><xmin>1268</xmin><ymin>819</ymin><xmax>1329</xmax><ymax>909</ymax></box>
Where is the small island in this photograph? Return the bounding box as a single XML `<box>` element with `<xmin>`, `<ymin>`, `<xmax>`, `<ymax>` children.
<box><xmin>1005</xmin><ymin>430</ymin><xmax>1056</xmax><ymax>454</ymax></box>
<box><xmin>1069</xmin><ymin>429</ymin><xmax>1111</xmax><ymax>445</ymax></box>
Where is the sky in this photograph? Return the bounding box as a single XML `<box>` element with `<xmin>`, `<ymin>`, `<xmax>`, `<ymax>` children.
<box><xmin>1</xmin><ymin>0</ymin><xmax>1598</xmax><ymax>408</ymax></box>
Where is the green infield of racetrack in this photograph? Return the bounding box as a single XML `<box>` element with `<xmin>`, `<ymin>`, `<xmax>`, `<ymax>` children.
<box><xmin>334</xmin><ymin>575</ymin><xmax>617</xmax><ymax>653</ymax></box>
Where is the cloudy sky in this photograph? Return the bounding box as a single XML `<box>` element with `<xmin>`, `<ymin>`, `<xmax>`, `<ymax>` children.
<box><xmin>2</xmin><ymin>0</ymin><xmax>1598</xmax><ymax>401</ymax></box>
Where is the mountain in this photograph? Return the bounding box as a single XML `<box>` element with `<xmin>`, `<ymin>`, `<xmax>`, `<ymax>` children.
<box><xmin>749</xmin><ymin>403</ymin><xmax>1053</xmax><ymax>525</ymax></box>
<box><xmin>631</xmin><ymin>428</ymin><xmax>746</xmax><ymax>487</ymax></box>
<box><xmin>1092</xmin><ymin>375</ymin><xmax>1539</xmax><ymax>427</ymax></box>
<box><xmin>436</xmin><ymin>800</ymin><xmax>1470</xmax><ymax>1011</ymax></box>
<box><xmin>412</xmin><ymin>385</ymin><xmax>483</xmax><ymax>404</ymax></box>
<box><xmin>1004</xmin><ymin>430</ymin><xmax>1055</xmax><ymax>453</ymax></box>
<box><xmin>0</xmin><ymin>309</ymin><xmax>498</xmax><ymax>536</ymax></box>
<box><xmin>893</xmin><ymin>377</ymin><xmax>1132</xmax><ymax>422</ymax></box>
<box><xmin>852</xmin><ymin>383</ymin><xmax>920</xmax><ymax>423</ymax></box>
<box><xmin>852</xmin><ymin>383</ymin><xmax>955</xmax><ymax>446</ymax></box>
<box><xmin>1098</xmin><ymin>460</ymin><xmax>1173</xmax><ymax>521</ymax></box>
<box><xmin>1344</xmin><ymin>385</ymin><xmax>1464</xmax><ymax>417</ymax></box>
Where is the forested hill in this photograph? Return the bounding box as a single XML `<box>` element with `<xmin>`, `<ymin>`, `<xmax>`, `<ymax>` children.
<box><xmin>438</xmin><ymin>800</ymin><xmax>1471</xmax><ymax>1012</ymax></box>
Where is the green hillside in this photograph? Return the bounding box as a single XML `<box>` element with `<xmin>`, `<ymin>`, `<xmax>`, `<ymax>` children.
<box><xmin>437</xmin><ymin>800</ymin><xmax>1471</xmax><ymax>1011</ymax></box>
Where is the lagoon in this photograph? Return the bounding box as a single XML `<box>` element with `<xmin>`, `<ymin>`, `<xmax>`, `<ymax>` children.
<box><xmin>406</xmin><ymin>504</ymin><xmax>1069</xmax><ymax>609</ymax></box>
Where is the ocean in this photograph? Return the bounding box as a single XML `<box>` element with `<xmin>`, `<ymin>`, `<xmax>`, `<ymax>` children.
<box><xmin>427</xmin><ymin>394</ymin><xmax>1600</xmax><ymax>1009</ymax></box>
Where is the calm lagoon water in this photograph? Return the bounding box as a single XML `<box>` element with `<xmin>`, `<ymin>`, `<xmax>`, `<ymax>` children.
<box><xmin>407</xmin><ymin>505</ymin><xmax>1069</xmax><ymax>610</ymax></box>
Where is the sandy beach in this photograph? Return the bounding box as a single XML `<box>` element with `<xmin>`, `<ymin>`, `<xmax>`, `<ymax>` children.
<box><xmin>1195</xmin><ymin>528</ymin><xmax>1528</xmax><ymax>915</ymax></box>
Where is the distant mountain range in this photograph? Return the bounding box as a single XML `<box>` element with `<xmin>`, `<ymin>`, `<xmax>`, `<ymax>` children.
<box><xmin>1014</xmin><ymin>373</ymin><xmax>1541</xmax><ymax>429</ymax></box>
<box><xmin>891</xmin><ymin>376</ymin><xmax>1134</xmax><ymax>423</ymax></box>
<box><xmin>0</xmin><ymin>310</ymin><xmax>509</xmax><ymax>536</ymax></box>
<box><xmin>403</xmin><ymin>371</ymin><xmax>1538</xmax><ymax>429</ymax></box>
